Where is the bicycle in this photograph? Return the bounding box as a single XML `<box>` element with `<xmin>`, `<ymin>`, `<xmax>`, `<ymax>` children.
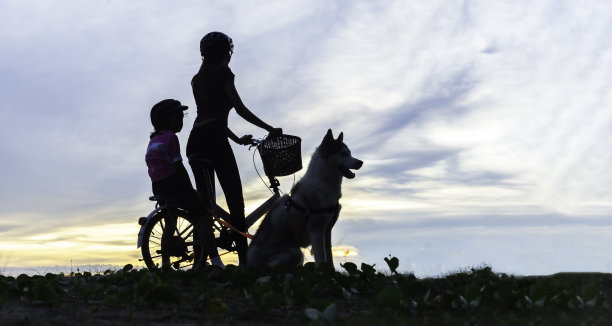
<box><xmin>137</xmin><ymin>134</ymin><xmax>302</xmax><ymax>271</ymax></box>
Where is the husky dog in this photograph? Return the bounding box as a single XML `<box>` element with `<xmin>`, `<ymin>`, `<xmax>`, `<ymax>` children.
<box><xmin>247</xmin><ymin>129</ymin><xmax>363</xmax><ymax>270</ymax></box>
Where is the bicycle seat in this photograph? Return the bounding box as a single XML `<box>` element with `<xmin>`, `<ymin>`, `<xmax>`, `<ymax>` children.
<box><xmin>149</xmin><ymin>195</ymin><xmax>180</xmax><ymax>207</ymax></box>
<box><xmin>188</xmin><ymin>153</ymin><xmax>213</xmax><ymax>168</ymax></box>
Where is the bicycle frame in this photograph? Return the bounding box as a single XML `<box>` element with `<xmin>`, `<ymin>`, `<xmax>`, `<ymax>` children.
<box><xmin>137</xmin><ymin>136</ymin><xmax>288</xmax><ymax>270</ymax></box>
<box><xmin>137</xmin><ymin>159</ymin><xmax>281</xmax><ymax>250</ymax></box>
<box><xmin>198</xmin><ymin>159</ymin><xmax>281</xmax><ymax>231</ymax></box>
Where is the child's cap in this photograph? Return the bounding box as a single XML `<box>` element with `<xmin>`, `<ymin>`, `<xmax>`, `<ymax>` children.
<box><xmin>150</xmin><ymin>99</ymin><xmax>188</xmax><ymax>126</ymax></box>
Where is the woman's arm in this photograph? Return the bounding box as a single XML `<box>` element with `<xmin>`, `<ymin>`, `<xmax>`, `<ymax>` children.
<box><xmin>226</xmin><ymin>127</ymin><xmax>240</xmax><ymax>143</ymax></box>
<box><xmin>226</xmin><ymin>127</ymin><xmax>253</xmax><ymax>145</ymax></box>
<box><xmin>224</xmin><ymin>80</ymin><xmax>280</xmax><ymax>134</ymax></box>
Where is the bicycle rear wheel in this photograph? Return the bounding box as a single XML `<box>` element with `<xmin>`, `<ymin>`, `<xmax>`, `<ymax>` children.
<box><xmin>141</xmin><ymin>208</ymin><xmax>201</xmax><ymax>271</ymax></box>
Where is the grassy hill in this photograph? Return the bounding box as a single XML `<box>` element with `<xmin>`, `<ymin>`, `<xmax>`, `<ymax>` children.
<box><xmin>1</xmin><ymin>257</ymin><xmax>611</xmax><ymax>325</ymax></box>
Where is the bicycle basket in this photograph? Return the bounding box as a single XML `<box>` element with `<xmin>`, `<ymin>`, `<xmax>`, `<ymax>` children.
<box><xmin>258</xmin><ymin>134</ymin><xmax>302</xmax><ymax>177</ymax></box>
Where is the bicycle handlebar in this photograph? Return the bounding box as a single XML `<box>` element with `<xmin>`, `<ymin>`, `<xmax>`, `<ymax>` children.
<box><xmin>240</xmin><ymin>127</ymin><xmax>283</xmax><ymax>147</ymax></box>
<box><xmin>240</xmin><ymin>134</ymin><xmax>273</xmax><ymax>147</ymax></box>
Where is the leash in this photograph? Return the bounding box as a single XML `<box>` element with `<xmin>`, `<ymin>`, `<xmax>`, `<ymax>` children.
<box><xmin>284</xmin><ymin>196</ymin><xmax>339</xmax><ymax>245</ymax></box>
<box><xmin>204</xmin><ymin>207</ymin><xmax>254</xmax><ymax>240</ymax></box>
<box><xmin>201</xmin><ymin>195</ymin><xmax>339</xmax><ymax>244</ymax></box>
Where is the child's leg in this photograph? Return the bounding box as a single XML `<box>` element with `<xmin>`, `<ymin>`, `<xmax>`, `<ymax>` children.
<box><xmin>181</xmin><ymin>188</ymin><xmax>224</xmax><ymax>268</ymax></box>
<box><xmin>160</xmin><ymin>211</ymin><xmax>177</xmax><ymax>268</ymax></box>
<box><xmin>197</xmin><ymin>217</ymin><xmax>224</xmax><ymax>267</ymax></box>
<box><xmin>152</xmin><ymin>179</ymin><xmax>179</xmax><ymax>268</ymax></box>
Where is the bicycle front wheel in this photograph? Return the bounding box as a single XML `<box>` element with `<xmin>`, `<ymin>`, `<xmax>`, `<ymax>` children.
<box><xmin>141</xmin><ymin>208</ymin><xmax>201</xmax><ymax>271</ymax></box>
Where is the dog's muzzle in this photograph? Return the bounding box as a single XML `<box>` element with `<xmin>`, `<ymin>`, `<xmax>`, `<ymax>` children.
<box><xmin>339</xmin><ymin>159</ymin><xmax>363</xmax><ymax>179</ymax></box>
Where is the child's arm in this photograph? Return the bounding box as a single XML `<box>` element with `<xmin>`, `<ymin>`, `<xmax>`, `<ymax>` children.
<box><xmin>172</xmin><ymin>161</ymin><xmax>195</xmax><ymax>188</ymax></box>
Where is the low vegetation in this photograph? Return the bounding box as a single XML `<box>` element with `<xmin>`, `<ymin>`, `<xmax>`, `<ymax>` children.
<box><xmin>1</xmin><ymin>257</ymin><xmax>611</xmax><ymax>325</ymax></box>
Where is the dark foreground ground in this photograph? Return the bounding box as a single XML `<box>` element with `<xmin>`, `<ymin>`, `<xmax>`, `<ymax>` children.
<box><xmin>1</xmin><ymin>258</ymin><xmax>612</xmax><ymax>325</ymax></box>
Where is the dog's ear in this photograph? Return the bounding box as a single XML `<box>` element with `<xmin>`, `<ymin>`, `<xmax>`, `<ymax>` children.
<box><xmin>319</xmin><ymin>129</ymin><xmax>334</xmax><ymax>157</ymax></box>
<box><xmin>322</xmin><ymin>129</ymin><xmax>334</xmax><ymax>146</ymax></box>
<box><xmin>324</xmin><ymin>129</ymin><xmax>333</xmax><ymax>141</ymax></box>
<box><xmin>336</xmin><ymin>132</ymin><xmax>343</xmax><ymax>143</ymax></box>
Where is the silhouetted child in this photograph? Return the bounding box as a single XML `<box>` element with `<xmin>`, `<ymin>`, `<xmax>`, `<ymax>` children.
<box><xmin>145</xmin><ymin>99</ymin><xmax>223</xmax><ymax>269</ymax></box>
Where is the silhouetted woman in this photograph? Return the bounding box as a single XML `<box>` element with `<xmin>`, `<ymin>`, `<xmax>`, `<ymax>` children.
<box><xmin>186</xmin><ymin>31</ymin><xmax>282</xmax><ymax>266</ymax></box>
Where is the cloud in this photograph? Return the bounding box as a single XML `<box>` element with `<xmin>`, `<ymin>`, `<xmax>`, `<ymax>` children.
<box><xmin>1</xmin><ymin>1</ymin><xmax>612</xmax><ymax>275</ymax></box>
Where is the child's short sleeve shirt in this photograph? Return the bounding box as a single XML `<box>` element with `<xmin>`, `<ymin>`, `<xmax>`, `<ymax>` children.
<box><xmin>145</xmin><ymin>130</ymin><xmax>182</xmax><ymax>182</ymax></box>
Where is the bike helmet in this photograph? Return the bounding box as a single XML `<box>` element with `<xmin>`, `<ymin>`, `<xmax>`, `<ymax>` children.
<box><xmin>150</xmin><ymin>99</ymin><xmax>187</xmax><ymax>130</ymax></box>
<box><xmin>199</xmin><ymin>31</ymin><xmax>234</xmax><ymax>61</ymax></box>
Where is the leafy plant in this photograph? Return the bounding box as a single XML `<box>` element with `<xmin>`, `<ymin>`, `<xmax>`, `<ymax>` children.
<box><xmin>384</xmin><ymin>255</ymin><xmax>399</xmax><ymax>274</ymax></box>
<box><xmin>3</xmin><ymin>259</ymin><xmax>612</xmax><ymax>325</ymax></box>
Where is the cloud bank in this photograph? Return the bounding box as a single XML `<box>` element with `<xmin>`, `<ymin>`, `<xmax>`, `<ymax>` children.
<box><xmin>1</xmin><ymin>0</ymin><xmax>612</xmax><ymax>275</ymax></box>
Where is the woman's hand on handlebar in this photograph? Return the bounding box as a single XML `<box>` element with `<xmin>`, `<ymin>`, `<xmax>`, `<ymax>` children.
<box><xmin>237</xmin><ymin>134</ymin><xmax>254</xmax><ymax>145</ymax></box>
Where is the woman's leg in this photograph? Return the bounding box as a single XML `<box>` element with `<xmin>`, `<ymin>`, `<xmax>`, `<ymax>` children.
<box><xmin>187</xmin><ymin>127</ymin><xmax>216</xmax><ymax>198</ymax></box>
<box><xmin>187</xmin><ymin>125</ymin><xmax>248</xmax><ymax>266</ymax></box>
<box><xmin>214</xmin><ymin>140</ymin><xmax>248</xmax><ymax>266</ymax></box>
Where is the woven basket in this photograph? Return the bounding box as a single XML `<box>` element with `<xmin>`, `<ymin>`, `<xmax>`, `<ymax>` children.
<box><xmin>259</xmin><ymin>134</ymin><xmax>302</xmax><ymax>177</ymax></box>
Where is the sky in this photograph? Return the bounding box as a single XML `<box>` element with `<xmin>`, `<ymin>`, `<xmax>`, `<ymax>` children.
<box><xmin>1</xmin><ymin>0</ymin><xmax>612</xmax><ymax>277</ymax></box>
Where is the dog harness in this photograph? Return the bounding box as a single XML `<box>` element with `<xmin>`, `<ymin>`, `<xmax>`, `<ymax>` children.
<box><xmin>284</xmin><ymin>196</ymin><xmax>339</xmax><ymax>246</ymax></box>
